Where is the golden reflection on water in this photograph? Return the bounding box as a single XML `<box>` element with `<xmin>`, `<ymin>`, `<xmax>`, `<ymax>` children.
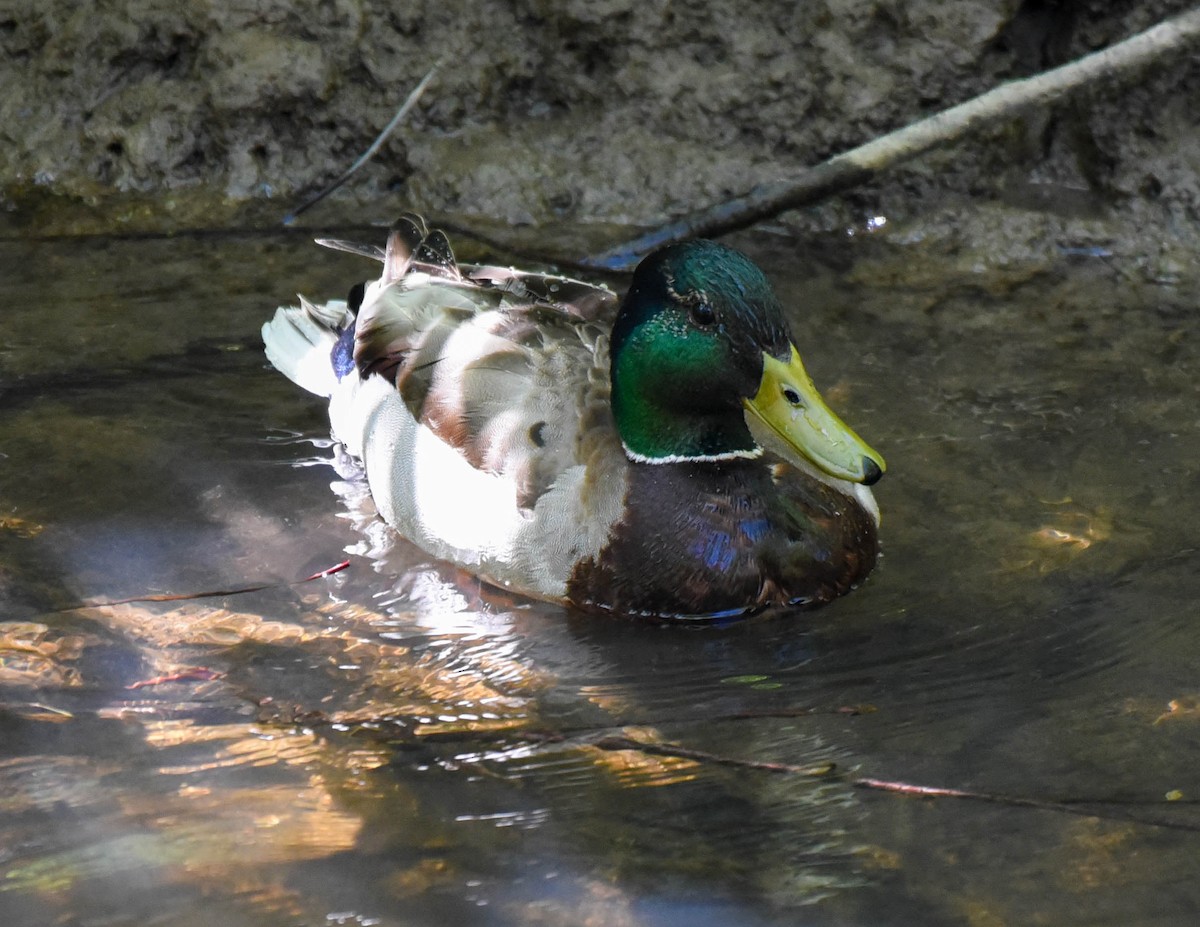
<box><xmin>0</xmin><ymin>622</ymin><xmax>90</xmax><ymax>688</ymax></box>
<box><xmin>1</xmin><ymin>589</ymin><xmax>571</xmax><ymax>921</ymax></box>
<box><xmin>89</xmin><ymin>603</ymin><xmax>323</xmax><ymax>649</ymax></box>
<box><xmin>586</xmin><ymin>727</ymin><xmax>699</xmax><ymax>788</ymax></box>
<box><xmin>0</xmin><ymin>514</ymin><xmax>43</xmax><ymax>538</ymax></box>
<box><xmin>1152</xmin><ymin>695</ymin><xmax>1200</xmax><ymax>725</ymax></box>
<box><xmin>119</xmin><ymin>782</ymin><xmax>363</xmax><ymax>865</ymax></box>
<box><xmin>143</xmin><ymin>720</ymin><xmax>390</xmax><ymax>775</ymax></box>
<box><xmin>73</xmin><ymin>598</ymin><xmax>549</xmax><ymax>737</ymax></box>
<box><xmin>994</xmin><ymin>500</ymin><xmax>1115</xmax><ymax>575</ymax></box>
<box><xmin>1031</xmin><ymin>503</ymin><xmax>1112</xmax><ymax>554</ymax></box>
<box><xmin>0</xmin><ymin>756</ymin><xmax>363</xmax><ymax>922</ymax></box>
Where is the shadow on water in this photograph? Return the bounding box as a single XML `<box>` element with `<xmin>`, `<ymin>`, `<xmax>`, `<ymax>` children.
<box><xmin>1</xmin><ymin>224</ymin><xmax>1199</xmax><ymax>926</ymax></box>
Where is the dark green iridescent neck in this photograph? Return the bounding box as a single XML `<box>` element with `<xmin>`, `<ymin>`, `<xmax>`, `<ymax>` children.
<box><xmin>610</xmin><ymin>336</ymin><xmax>758</xmax><ymax>460</ymax></box>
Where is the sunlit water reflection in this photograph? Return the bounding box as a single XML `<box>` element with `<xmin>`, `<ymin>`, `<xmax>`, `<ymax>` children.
<box><xmin>1</xmin><ymin>223</ymin><xmax>1199</xmax><ymax>926</ymax></box>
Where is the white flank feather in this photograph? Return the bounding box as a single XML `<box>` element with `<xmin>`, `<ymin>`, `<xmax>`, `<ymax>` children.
<box><xmin>325</xmin><ymin>372</ymin><xmax>627</xmax><ymax>602</ymax></box>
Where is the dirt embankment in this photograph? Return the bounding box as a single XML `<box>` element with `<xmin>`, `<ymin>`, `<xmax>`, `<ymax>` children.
<box><xmin>1</xmin><ymin>0</ymin><xmax>1197</xmax><ymax>257</ymax></box>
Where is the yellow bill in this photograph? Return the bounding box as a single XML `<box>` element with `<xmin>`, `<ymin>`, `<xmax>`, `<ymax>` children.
<box><xmin>742</xmin><ymin>345</ymin><xmax>885</xmax><ymax>484</ymax></box>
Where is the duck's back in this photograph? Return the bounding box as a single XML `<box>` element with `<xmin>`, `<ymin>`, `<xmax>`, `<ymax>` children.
<box><xmin>266</xmin><ymin>217</ymin><xmax>631</xmax><ymax>602</ymax></box>
<box><xmin>351</xmin><ymin>269</ymin><xmax>613</xmax><ymax>509</ymax></box>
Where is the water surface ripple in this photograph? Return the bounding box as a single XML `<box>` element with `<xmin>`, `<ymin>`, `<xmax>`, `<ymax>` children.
<box><xmin>1</xmin><ymin>231</ymin><xmax>1198</xmax><ymax>926</ymax></box>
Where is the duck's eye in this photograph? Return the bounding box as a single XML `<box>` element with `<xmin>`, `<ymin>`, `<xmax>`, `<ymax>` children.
<box><xmin>689</xmin><ymin>302</ymin><xmax>717</xmax><ymax>327</ymax></box>
<box><xmin>782</xmin><ymin>386</ymin><xmax>803</xmax><ymax>406</ymax></box>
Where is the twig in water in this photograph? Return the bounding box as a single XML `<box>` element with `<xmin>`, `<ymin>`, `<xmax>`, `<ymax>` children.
<box><xmin>851</xmin><ymin>777</ymin><xmax>1200</xmax><ymax>833</ymax></box>
<box><xmin>593</xmin><ymin>735</ymin><xmax>837</xmax><ymax>777</ymax></box>
<box><xmin>592</xmin><ymin>736</ymin><xmax>1200</xmax><ymax>832</ymax></box>
<box><xmin>63</xmin><ymin>559</ymin><xmax>351</xmax><ymax>611</ymax></box>
<box><xmin>584</xmin><ymin>9</ymin><xmax>1200</xmax><ymax>271</ymax></box>
<box><xmin>285</xmin><ymin>63</ymin><xmax>441</xmax><ymax>225</ymax></box>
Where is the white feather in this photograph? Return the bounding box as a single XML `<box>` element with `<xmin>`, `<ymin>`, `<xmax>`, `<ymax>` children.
<box><xmin>327</xmin><ymin>372</ymin><xmax>627</xmax><ymax>601</ymax></box>
<box><xmin>261</xmin><ymin>298</ymin><xmax>351</xmax><ymax>398</ymax></box>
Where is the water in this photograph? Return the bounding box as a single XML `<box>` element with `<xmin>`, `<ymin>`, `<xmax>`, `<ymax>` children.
<box><xmin>2</xmin><ymin>222</ymin><xmax>1199</xmax><ymax>926</ymax></box>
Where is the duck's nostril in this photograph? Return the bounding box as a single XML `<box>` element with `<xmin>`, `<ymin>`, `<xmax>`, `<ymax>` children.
<box><xmin>782</xmin><ymin>386</ymin><xmax>802</xmax><ymax>406</ymax></box>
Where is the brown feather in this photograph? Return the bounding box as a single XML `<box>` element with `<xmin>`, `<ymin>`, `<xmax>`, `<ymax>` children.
<box><xmin>382</xmin><ymin>214</ymin><xmax>427</xmax><ymax>283</ymax></box>
<box><xmin>566</xmin><ymin>459</ymin><xmax>878</xmax><ymax>620</ymax></box>
<box><xmin>349</xmin><ymin>231</ymin><xmax>620</xmax><ymax>514</ymax></box>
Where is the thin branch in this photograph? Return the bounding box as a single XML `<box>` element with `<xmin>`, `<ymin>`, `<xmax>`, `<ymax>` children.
<box><xmin>284</xmin><ymin>63</ymin><xmax>441</xmax><ymax>225</ymax></box>
<box><xmin>851</xmin><ymin>776</ymin><xmax>1200</xmax><ymax>832</ymax></box>
<box><xmin>584</xmin><ymin>8</ymin><xmax>1200</xmax><ymax>271</ymax></box>
<box><xmin>41</xmin><ymin>559</ymin><xmax>351</xmax><ymax>614</ymax></box>
<box><xmin>245</xmin><ymin>703</ymin><xmax>1200</xmax><ymax>831</ymax></box>
<box><xmin>593</xmin><ymin>735</ymin><xmax>837</xmax><ymax>777</ymax></box>
<box><xmin>590</xmin><ymin>737</ymin><xmax>1200</xmax><ymax>832</ymax></box>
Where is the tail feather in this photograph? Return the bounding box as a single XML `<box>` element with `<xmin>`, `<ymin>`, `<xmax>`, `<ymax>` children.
<box><xmin>262</xmin><ymin>298</ymin><xmax>352</xmax><ymax>398</ymax></box>
<box><xmin>381</xmin><ymin>213</ymin><xmax>462</xmax><ymax>284</ymax></box>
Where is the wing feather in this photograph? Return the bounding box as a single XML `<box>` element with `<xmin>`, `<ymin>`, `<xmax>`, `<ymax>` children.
<box><xmin>348</xmin><ymin>233</ymin><xmax>620</xmax><ymax>513</ymax></box>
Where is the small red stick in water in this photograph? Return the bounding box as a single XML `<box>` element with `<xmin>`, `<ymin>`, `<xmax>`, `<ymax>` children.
<box><xmin>302</xmin><ymin>560</ymin><xmax>351</xmax><ymax>581</ymax></box>
<box><xmin>126</xmin><ymin>667</ymin><xmax>224</xmax><ymax>690</ymax></box>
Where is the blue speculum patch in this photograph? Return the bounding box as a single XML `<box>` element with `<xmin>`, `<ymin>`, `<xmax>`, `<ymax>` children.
<box><xmin>332</xmin><ymin>325</ymin><xmax>355</xmax><ymax>379</ymax></box>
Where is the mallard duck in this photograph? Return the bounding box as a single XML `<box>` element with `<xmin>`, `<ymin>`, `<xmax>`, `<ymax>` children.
<box><xmin>263</xmin><ymin>214</ymin><xmax>885</xmax><ymax>620</ymax></box>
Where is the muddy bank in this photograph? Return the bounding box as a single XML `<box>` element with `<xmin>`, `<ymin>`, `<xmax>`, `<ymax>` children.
<box><xmin>1</xmin><ymin>0</ymin><xmax>1197</xmax><ymax>263</ymax></box>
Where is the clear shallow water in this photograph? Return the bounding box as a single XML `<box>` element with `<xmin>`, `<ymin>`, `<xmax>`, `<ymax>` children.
<box><xmin>1</xmin><ymin>225</ymin><xmax>1199</xmax><ymax>926</ymax></box>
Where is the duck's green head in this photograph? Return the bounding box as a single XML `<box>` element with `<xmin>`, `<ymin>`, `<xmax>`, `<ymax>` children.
<box><xmin>610</xmin><ymin>240</ymin><xmax>885</xmax><ymax>484</ymax></box>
